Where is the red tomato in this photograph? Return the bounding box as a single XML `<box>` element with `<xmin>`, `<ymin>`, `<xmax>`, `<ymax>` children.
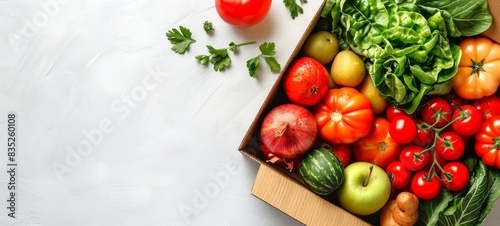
<box><xmin>386</xmin><ymin>104</ymin><xmax>415</xmax><ymax>121</ymax></box>
<box><xmin>330</xmin><ymin>143</ymin><xmax>351</xmax><ymax>168</ymax></box>
<box><xmin>312</xmin><ymin>87</ymin><xmax>374</xmax><ymax>144</ymax></box>
<box><xmin>400</xmin><ymin>145</ymin><xmax>430</xmax><ymax>171</ymax></box>
<box><xmin>435</xmin><ymin>131</ymin><xmax>465</xmax><ymax>161</ymax></box>
<box><xmin>441</xmin><ymin>162</ymin><xmax>470</xmax><ymax>191</ymax></box>
<box><xmin>475</xmin><ymin>116</ymin><xmax>500</xmax><ymax>169</ymax></box>
<box><xmin>451</xmin><ymin>105</ymin><xmax>482</xmax><ymax>137</ymax></box>
<box><xmin>421</xmin><ymin>97</ymin><xmax>453</xmax><ymax>128</ymax></box>
<box><xmin>389</xmin><ymin>115</ymin><xmax>417</xmax><ymax>144</ymax></box>
<box><xmin>411</xmin><ymin>170</ymin><xmax>442</xmax><ymax>200</ymax></box>
<box><xmin>283</xmin><ymin>57</ymin><xmax>330</xmax><ymax>107</ymax></box>
<box><xmin>444</xmin><ymin>92</ymin><xmax>466</xmax><ymax>113</ymax></box>
<box><xmin>215</xmin><ymin>0</ymin><xmax>271</xmax><ymax>27</ymax></box>
<box><xmin>352</xmin><ymin>116</ymin><xmax>404</xmax><ymax>169</ymax></box>
<box><xmin>413</xmin><ymin>120</ymin><xmax>435</xmax><ymax>147</ymax></box>
<box><xmin>472</xmin><ymin>95</ymin><xmax>500</xmax><ymax>121</ymax></box>
<box><xmin>386</xmin><ymin>161</ymin><xmax>412</xmax><ymax>190</ymax></box>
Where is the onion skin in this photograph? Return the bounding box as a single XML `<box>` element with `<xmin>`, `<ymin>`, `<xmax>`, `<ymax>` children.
<box><xmin>260</xmin><ymin>103</ymin><xmax>317</xmax><ymax>159</ymax></box>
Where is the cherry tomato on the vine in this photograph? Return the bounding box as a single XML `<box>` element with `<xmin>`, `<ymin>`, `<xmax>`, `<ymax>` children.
<box><xmin>451</xmin><ymin>105</ymin><xmax>482</xmax><ymax>137</ymax></box>
<box><xmin>400</xmin><ymin>145</ymin><xmax>429</xmax><ymax>171</ymax></box>
<box><xmin>421</xmin><ymin>97</ymin><xmax>453</xmax><ymax>128</ymax></box>
<box><xmin>441</xmin><ymin>162</ymin><xmax>470</xmax><ymax>191</ymax></box>
<box><xmin>215</xmin><ymin>0</ymin><xmax>271</xmax><ymax>27</ymax></box>
<box><xmin>436</xmin><ymin>131</ymin><xmax>465</xmax><ymax>161</ymax></box>
<box><xmin>386</xmin><ymin>104</ymin><xmax>415</xmax><ymax>122</ymax></box>
<box><xmin>386</xmin><ymin>161</ymin><xmax>412</xmax><ymax>190</ymax></box>
<box><xmin>413</xmin><ymin>120</ymin><xmax>435</xmax><ymax>147</ymax></box>
<box><xmin>389</xmin><ymin>115</ymin><xmax>417</xmax><ymax>144</ymax></box>
<box><xmin>411</xmin><ymin>170</ymin><xmax>442</xmax><ymax>200</ymax></box>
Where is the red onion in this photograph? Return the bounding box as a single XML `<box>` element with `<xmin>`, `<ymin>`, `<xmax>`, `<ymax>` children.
<box><xmin>260</xmin><ymin>103</ymin><xmax>317</xmax><ymax>159</ymax></box>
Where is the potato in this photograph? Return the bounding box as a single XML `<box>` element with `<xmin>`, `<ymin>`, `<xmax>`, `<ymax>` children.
<box><xmin>380</xmin><ymin>192</ymin><xmax>419</xmax><ymax>226</ymax></box>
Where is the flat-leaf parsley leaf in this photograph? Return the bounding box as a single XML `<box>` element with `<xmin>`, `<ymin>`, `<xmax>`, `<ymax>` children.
<box><xmin>283</xmin><ymin>0</ymin><xmax>307</xmax><ymax>19</ymax></box>
<box><xmin>196</xmin><ymin>41</ymin><xmax>256</xmax><ymax>72</ymax></box>
<box><xmin>246</xmin><ymin>42</ymin><xmax>281</xmax><ymax>78</ymax></box>
<box><xmin>166</xmin><ymin>26</ymin><xmax>196</xmax><ymax>54</ymax></box>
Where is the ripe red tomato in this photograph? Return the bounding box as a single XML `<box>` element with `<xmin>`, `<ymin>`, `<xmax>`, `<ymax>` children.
<box><xmin>411</xmin><ymin>170</ymin><xmax>442</xmax><ymax>200</ymax></box>
<box><xmin>215</xmin><ymin>0</ymin><xmax>271</xmax><ymax>27</ymax></box>
<box><xmin>283</xmin><ymin>57</ymin><xmax>330</xmax><ymax>107</ymax></box>
<box><xmin>352</xmin><ymin>116</ymin><xmax>404</xmax><ymax>169</ymax></box>
<box><xmin>421</xmin><ymin>97</ymin><xmax>453</xmax><ymax>128</ymax></box>
<box><xmin>389</xmin><ymin>115</ymin><xmax>417</xmax><ymax>144</ymax></box>
<box><xmin>386</xmin><ymin>161</ymin><xmax>412</xmax><ymax>190</ymax></box>
<box><xmin>400</xmin><ymin>145</ymin><xmax>430</xmax><ymax>171</ymax></box>
<box><xmin>451</xmin><ymin>105</ymin><xmax>482</xmax><ymax>137</ymax></box>
<box><xmin>386</xmin><ymin>104</ymin><xmax>415</xmax><ymax>121</ymax></box>
<box><xmin>413</xmin><ymin>120</ymin><xmax>435</xmax><ymax>147</ymax></box>
<box><xmin>475</xmin><ymin>116</ymin><xmax>500</xmax><ymax>169</ymax></box>
<box><xmin>330</xmin><ymin>143</ymin><xmax>351</xmax><ymax>168</ymax></box>
<box><xmin>312</xmin><ymin>87</ymin><xmax>374</xmax><ymax>144</ymax></box>
<box><xmin>472</xmin><ymin>95</ymin><xmax>500</xmax><ymax>121</ymax></box>
<box><xmin>435</xmin><ymin>131</ymin><xmax>465</xmax><ymax>161</ymax></box>
<box><xmin>441</xmin><ymin>162</ymin><xmax>470</xmax><ymax>191</ymax></box>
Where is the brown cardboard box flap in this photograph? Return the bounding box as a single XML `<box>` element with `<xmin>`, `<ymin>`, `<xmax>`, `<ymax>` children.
<box><xmin>251</xmin><ymin>164</ymin><xmax>371</xmax><ymax>226</ymax></box>
<box><xmin>484</xmin><ymin>0</ymin><xmax>500</xmax><ymax>43</ymax></box>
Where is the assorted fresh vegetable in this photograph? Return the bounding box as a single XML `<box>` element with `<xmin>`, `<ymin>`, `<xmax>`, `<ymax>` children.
<box><xmin>165</xmin><ymin>0</ymin><xmax>500</xmax><ymax>225</ymax></box>
<box><xmin>254</xmin><ymin>1</ymin><xmax>499</xmax><ymax>224</ymax></box>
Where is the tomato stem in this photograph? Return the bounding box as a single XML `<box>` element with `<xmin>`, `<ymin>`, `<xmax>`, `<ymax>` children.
<box><xmin>469</xmin><ymin>59</ymin><xmax>485</xmax><ymax>75</ymax></box>
<box><xmin>363</xmin><ymin>165</ymin><xmax>374</xmax><ymax>187</ymax></box>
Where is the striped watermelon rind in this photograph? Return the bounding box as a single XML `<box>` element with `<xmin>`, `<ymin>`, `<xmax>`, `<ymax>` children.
<box><xmin>299</xmin><ymin>147</ymin><xmax>345</xmax><ymax>195</ymax></box>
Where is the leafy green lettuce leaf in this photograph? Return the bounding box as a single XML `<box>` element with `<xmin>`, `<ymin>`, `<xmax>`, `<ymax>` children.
<box><xmin>415</xmin><ymin>0</ymin><xmax>493</xmax><ymax>37</ymax></box>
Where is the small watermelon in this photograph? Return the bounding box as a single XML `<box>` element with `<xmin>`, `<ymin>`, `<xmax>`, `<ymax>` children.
<box><xmin>299</xmin><ymin>147</ymin><xmax>345</xmax><ymax>195</ymax></box>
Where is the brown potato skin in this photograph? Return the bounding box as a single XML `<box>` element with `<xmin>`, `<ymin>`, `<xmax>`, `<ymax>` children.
<box><xmin>380</xmin><ymin>192</ymin><xmax>419</xmax><ymax>226</ymax></box>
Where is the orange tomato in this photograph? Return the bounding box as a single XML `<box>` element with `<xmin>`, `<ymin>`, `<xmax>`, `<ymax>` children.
<box><xmin>312</xmin><ymin>87</ymin><xmax>374</xmax><ymax>144</ymax></box>
<box><xmin>451</xmin><ymin>37</ymin><xmax>500</xmax><ymax>99</ymax></box>
<box><xmin>352</xmin><ymin>116</ymin><xmax>405</xmax><ymax>169</ymax></box>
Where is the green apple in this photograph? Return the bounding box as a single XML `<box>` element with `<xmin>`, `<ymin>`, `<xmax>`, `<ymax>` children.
<box><xmin>301</xmin><ymin>31</ymin><xmax>339</xmax><ymax>65</ymax></box>
<box><xmin>336</xmin><ymin>162</ymin><xmax>391</xmax><ymax>216</ymax></box>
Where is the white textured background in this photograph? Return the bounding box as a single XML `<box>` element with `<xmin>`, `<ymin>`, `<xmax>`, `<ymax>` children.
<box><xmin>1</xmin><ymin>0</ymin><xmax>499</xmax><ymax>225</ymax></box>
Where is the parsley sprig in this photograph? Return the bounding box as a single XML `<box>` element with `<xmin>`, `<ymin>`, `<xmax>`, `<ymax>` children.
<box><xmin>247</xmin><ymin>42</ymin><xmax>281</xmax><ymax>78</ymax></box>
<box><xmin>166</xmin><ymin>26</ymin><xmax>196</xmax><ymax>54</ymax></box>
<box><xmin>195</xmin><ymin>41</ymin><xmax>256</xmax><ymax>72</ymax></box>
<box><xmin>283</xmin><ymin>0</ymin><xmax>307</xmax><ymax>19</ymax></box>
<box><xmin>203</xmin><ymin>21</ymin><xmax>214</xmax><ymax>34</ymax></box>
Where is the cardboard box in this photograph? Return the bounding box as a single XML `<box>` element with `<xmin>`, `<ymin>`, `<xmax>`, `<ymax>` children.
<box><xmin>239</xmin><ymin>1</ymin><xmax>500</xmax><ymax>225</ymax></box>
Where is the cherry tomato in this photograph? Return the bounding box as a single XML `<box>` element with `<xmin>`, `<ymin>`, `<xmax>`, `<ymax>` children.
<box><xmin>352</xmin><ymin>116</ymin><xmax>404</xmax><ymax>169</ymax></box>
<box><xmin>413</xmin><ymin>120</ymin><xmax>435</xmax><ymax>147</ymax></box>
<box><xmin>472</xmin><ymin>95</ymin><xmax>500</xmax><ymax>121</ymax></box>
<box><xmin>411</xmin><ymin>170</ymin><xmax>442</xmax><ymax>200</ymax></box>
<box><xmin>389</xmin><ymin>115</ymin><xmax>417</xmax><ymax>144</ymax></box>
<box><xmin>400</xmin><ymin>145</ymin><xmax>430</xmax><ymax>171</ymax></box>
<box><xmin>386</xmin><ymin>161</ymin><xmax>412</xmax><ymax>190</ymax></box>
<box><xmin>441</xmin><ymin>162</ymin><xmax>470</xmax><ymax>191</ymax></box>
<box><xmin>435</xmin><ymin>131</ymin><xmax>465</xmax><ymax>161</ymax></box>
<box><xmin>444</xmin><ymin>92</ymin><xmax>466</xmax><ymax>113</ymax></box>
<box><xmin>215</xmin><ymin>0</ymin><xmax>271</xmax><ymax>27</ymax></box>
<box><xmin>421</xmin><ymin>97</ymin><xmax>453</xmax><ymax>128</ymax></box>
<box><xmin>451</xmin><ymin>105</ymin><xmax>482</xmax><ymax>137</ymax></box>
<box><xmin>386</xmin><ymin>104</ymin><xmax>415</xmax><ymax>121</ymax></box>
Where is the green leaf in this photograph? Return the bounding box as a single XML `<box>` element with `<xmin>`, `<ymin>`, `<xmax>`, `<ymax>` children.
<box><xmin>259</xmin><ymin>42</ymin><xmax>276</xmax><ymax>56</ymax></box>
<box><xmin>478</xmin><ymin>168</ymin><xmax>500</xmax><ymax>223</ymax></box>
<box><xmin>203</xmin><ymin>20</ymin><xmax>214</xmax><ymax>34</ymax></box>
<box><xmin>246</xmin><ymin>57</ymin><xmax>260</xmax><ymax>78</ymax></box>
<box><xmin>166</xmin><ymin>26</ymin><xmax>196</xmax><ymax>54</ymax></box>
<box><xmin>195</xmin><ymin>55</ymin><xmax>210</xmax><ymax>65</ymax></box>
<box><xmin>416</xmin><ymin>0</ymin><xmax>493</xmax><ymax>37</ymax></box>
<box><xmin>283</xmin><ymin>0</ymin><xmax>304</xmax><ymax>19</ymax></box>
<box><xmin>438</xmin><ymin>161</ymin><xmax>489</xmax><ymax>226</ymax></box>
<box><xmin>263</xmin><ymin>57</ymin><xmax>281</xmax><ymax>72</ymax></box>
<box><xmin>418</xmin><ymin>189</ymin><xmax>454</xmax><ymax>226</ymax></box>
